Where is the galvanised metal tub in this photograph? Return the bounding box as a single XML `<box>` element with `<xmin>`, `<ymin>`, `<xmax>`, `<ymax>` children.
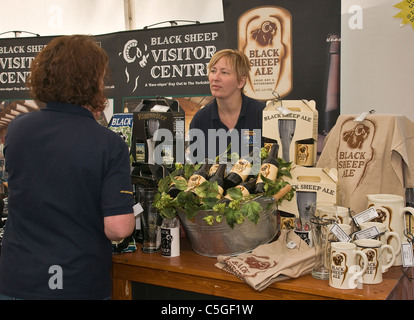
<box><xmin>177</xmin><ymin>197</ymin><xmax>279</xmax><ymax>257</ymax></box>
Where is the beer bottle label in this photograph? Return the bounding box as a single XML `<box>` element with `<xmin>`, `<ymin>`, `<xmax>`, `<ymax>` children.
<box><xmin>223</xmin><ymin>185</ymin><xmax>251</xmax><ymax>201</ymax></box>
<box><xmin>208</xmin><ymin>164</ymin><xmax>219</xmax><ymax>177</ymax></box>
<box><xmin>229</xmin><ymin>159</ymin><xmax>252</xmax><ymax>181</ymax></box>
<box><xmin>296</xmin><ymin>142</ymin><xmax>314</xmax><ymax>166</ymax></box>
<box><xmin>256</xmin><ymin>163</ymin><xmax>278</xmax><ymax>183</ymax></box>
<box><xmin>235</xmin><ymin>185</ymin><xmax>251</xmax><ymax>197</ymax></box>
<box><xmin>238</xmin><ymin>6</ymin><xmax>292</xmax><ymax>100</ymax></box>
<box><xmin>217</xmin><ymin>185</ymin><xmax>224</xmax><ymax>199</ymax></box>
<box><xmin>186</xmin><ymin>175</ymin><xmax>207</xmax><ymax>192</ymax></box>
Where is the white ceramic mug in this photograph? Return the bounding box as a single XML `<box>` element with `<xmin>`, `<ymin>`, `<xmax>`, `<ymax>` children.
<box><xmin>329</xmin><ymin>242</ymin><xmax>368</xmax><ymax>289</ymax></box>
<box><xmin>359</xmin><ymin>221</ymin><xmax>401</xmax><ymax>270</ymax></box>
<box><xmin>367</xmin><ymin>194</ymin><xmax>414</xmax><ymax>266</ymax></box>
<box><xmin>314</xmin><ymin>202</ymin><xmax>352</xmax><ymax>225</ymax></box>
<box><xmin>354</xmin><ymin>239</ymin><xmax>395</xmax><ymax>284</ymax></box>
<box><xmin>323</xmin><ymin>224</ymin><xmax>352</xmax><ymax>276</ymax></box>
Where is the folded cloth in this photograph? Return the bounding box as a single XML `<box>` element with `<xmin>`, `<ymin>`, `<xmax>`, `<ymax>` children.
<box><xmin>215</xmin><ymin>229</ymin><xmax>316</xmax><ymax>291</ymax></box>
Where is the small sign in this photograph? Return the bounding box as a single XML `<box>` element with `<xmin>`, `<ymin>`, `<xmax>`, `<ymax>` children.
<box><xmin>353</xmin><ymin>207</ymin><xmax>378</xmax><ymax>227</ymax></box>
<box><xmin>353</xmin><ymin>226</ymin><xmax>380</xmax><ymax>240</ymax></box>
<box><xmin>330</xmin><ymin>223</ymin><xmax>351</xmax><ymax>242</ymax></box>
<box><xmin>402</xmin><ymin>242</ymin><xmax>414</xmax><ymax>267</ymax></box>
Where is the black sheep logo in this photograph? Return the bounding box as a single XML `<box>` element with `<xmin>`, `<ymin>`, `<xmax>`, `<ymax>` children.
<box><xmin>342</xmin><ymin>124</ymin><xmax>370</xmax><ymax>149</ymax></box>
<box><xmin>371</xmin><ymin>207</ymin><xmax>387</xmax><ymax>224</ymax></box>
<box><xmin>251</xmin><ymin>21</ymin><xmax>277</xmax><ymax>46</ymax></box>
<box><xmin>331</xmin><ymin>252</ymin><xmax>348</xmax><ymax>286</ymax></box>
<box><xmin>333</xmin><ymin>253</ymin><xmax>344</xmax><ymax>266</ymax></box>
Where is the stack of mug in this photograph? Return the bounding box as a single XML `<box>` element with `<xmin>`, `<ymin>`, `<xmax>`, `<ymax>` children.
<box><xmin>308</xmin><ymin>194</ymin><xmax>414</xmax><ymax>290</ymax></box>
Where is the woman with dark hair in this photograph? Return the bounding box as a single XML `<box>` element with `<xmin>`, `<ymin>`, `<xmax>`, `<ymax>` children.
<box><xmin>0</xmin><ymin>35</ymin><xmax>135</xmax><ymax>300</ymax></box>
<box><xmin>29</xmin><ymin>34</ymin><xmax>109</xmax><ymax>115</ymax></box>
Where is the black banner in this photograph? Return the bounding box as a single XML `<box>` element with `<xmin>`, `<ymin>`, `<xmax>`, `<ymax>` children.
<box><xmin>0</xmin><ymin>22</ymin><xmax>226</xmax><ymax>113</ymax></box>
<box><xmin>0</xmin><ymin>35</ymin><xmax>55</xmax><ymax>99</ymax></box>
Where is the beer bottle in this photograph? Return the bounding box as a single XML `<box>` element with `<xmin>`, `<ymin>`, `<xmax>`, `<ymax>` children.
<box><xmin>224</xmin><ymin>155</ymin><xmax>254</xmax><ymax>190</ymax></box>
<box><xmin>167</xmin><ymin>168</ymin><xmax>186</xmax><ymax>198</ymax></box>
<box><xmin>207</xmin><ymin>163</ymin><xmax>220</xmax><ymax>179</ymax></box>
<box><xmin>209</xmin><ymin>163</ymin><xmax>227</xmax><ymax>199</ymax></box>
<box><xmin>255</xmin><ymin>142</ymin><xmax>279</xmax><ymax>194</ymax></box>
<box><xmin>220</xmin><ymin>178</ymin><xmax>257</xmax><ymax>204</ymax></box>
<box><xmin>186</xmin><ymin>160</ymin><xmax>211</xmax><ymax>192</ymax></box>
<box><xmin>320</xmin><ymin>33</ymin><xmax>340</xmax><ymax>137</ymax></box>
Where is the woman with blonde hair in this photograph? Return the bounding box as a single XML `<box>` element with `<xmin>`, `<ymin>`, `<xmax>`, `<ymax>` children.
<box><xmin>189</xmin><ymin>49</ymin><xmax>265</xmax><ymax>161</ymax></box>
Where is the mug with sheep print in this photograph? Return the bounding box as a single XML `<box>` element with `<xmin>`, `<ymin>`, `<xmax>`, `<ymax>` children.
<box><xmin>359</xmin><ymin>221</ymin><xmax>401</xmax><ymax>269</ymax></box>
<box><xmin>329</xmin><ymin>242</ymin><xmax>368</xmax><ymax>290</ymax></box>
<box><xmin>354</xmin><ymin>239</ymin><xmax>395</xmax><ymax>284</ymax></box>
<box><xmin>367</xmin><ymin>194</ymin><xmax>414</xmax><ymax>266</ymax></box>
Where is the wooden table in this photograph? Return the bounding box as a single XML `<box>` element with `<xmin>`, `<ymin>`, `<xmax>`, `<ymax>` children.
<box><xmin>112</xmin><ymin>237</ymin><xmax>412</xmax><ymax>300</ymax></box>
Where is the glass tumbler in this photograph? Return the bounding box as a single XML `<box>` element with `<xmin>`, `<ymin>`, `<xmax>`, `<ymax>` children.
<box><xmin>140</xmin><ymin>188</ymin><xmax>162</xmax><ymax>253</ymax></box>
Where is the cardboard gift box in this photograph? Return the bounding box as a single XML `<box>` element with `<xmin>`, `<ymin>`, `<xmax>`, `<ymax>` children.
<box><xmin>262</xmin><ymin>99</ymin><xmax>318</xmax><ymax>166</ymax></box>
<box><xmin>279</xmin><ymin>166</ymin><xmax>339</xmax><ymax>218</ymax></box>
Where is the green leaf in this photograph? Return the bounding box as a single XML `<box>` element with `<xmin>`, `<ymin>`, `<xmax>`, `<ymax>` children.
<box><xmin>241</xmin><ymin>201</ymin><xmax>262</xmax><ymax>224</ymax></box>
<box><xmin>157</xmin><ymin>176</ymin><xmax>171</xmax><ymax>193</ymax></box>
<box><xmin>184</xmin><ymin>163</ymin><xmax>197</xmax><ymax>179</ymax></box>
<box><xmin>277</xmin><ymin>158</ymin><xmax>293</xmax><ymax>179</ymax></box>
<box><xmin>225</xmin><ymin>210</ymin><xmax>239</xmax><ymax>228</ymax></box>
<box><xmin>193</xmin><ymin>181</ymin><xmax>220</xmax><ymax>199</ymax></box>
<box><xmin>202</xmin><ymin>196</ymin><xmax>220</xmax><ymax>209</ymax></box>
<box><xmin>161</xmin><ymin>207</ymin><xmax>177</xmax><ymax>220</ymax></box>
<box><xmin>185</xmin><ymin>203</ymin><xmax>202</xmax><ymax>219</ymax></box>
<box><xmin>226</xmin><ymin>187</ymin><xmax>243</xmax><ymax>200</ymax></box>
<box><xmin>170</xmin><ymin>176</ymin><xmax>188</xmax><ymax>191</ymax></box>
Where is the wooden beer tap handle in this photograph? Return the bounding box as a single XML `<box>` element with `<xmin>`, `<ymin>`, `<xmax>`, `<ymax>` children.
<box><xmin>272</xmin><ymin>184</ymin><xmax>292</xmax><ymax>202</ymax></box>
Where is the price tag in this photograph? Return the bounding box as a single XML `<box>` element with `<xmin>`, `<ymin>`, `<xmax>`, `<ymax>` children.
<box><xmin>133</xmin><ymin>202</ymin><xmax>144</xmax><ymax>217</ymax></box>
<box><xmin>402</xmin><ymin>243</ymin><xmax>414</xmax><ymax>267</ymax></box>
<box><xmin>353</xmin><ymin>226</ymin><xmax>380</xmax><ymax>240</ymax></box>
<box><xmin>151</xmin><ymin>104</ymin><xmax>170</xmax><ymax>112</ymax></box>
<box><xmin>354</xmin><ymin>109</ymin><xmax>375</xmax><ymax>122</ymax></box>
<box><xmin>276</xmin><ymin>105</ymin><xmax>291</xmax><ymax>115</ymax></box>
<box><xmin>330</xmin><ymin>223</ymin><xmax>351</xmax><ymax>242</ymax></box>
<box><xmin>286</xmin><ymin>240</ymin><xmax>297</xmax><ymax>249</ymax></box>
<box><xmin>353</xmin><ymin>207</ymin><xmax>378</xmax><ymax>227</ymax></box>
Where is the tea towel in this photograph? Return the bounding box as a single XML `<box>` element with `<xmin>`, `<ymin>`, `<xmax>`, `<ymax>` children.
<box><xmin>317</xmin><ymin>114</ymin><xmax>414</xmax><ymax>214</ymax></box>
<box><xmin>215</xmin><ymin>229</ymin><xmax>315</xmax><ymax>291</ymax></box>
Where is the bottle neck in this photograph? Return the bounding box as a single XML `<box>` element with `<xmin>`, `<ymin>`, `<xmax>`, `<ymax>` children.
<box><xmin>197</xmin><ymin>162</ymin><xmax>211</xmax><ymax>174</ymax></box>
<box><xmin>267</xmin><ymin>143</ymin><xmax>279</xmax><ymax>159</ymax></box>
<box><xmin>243</xmin><ymin>178</ymin><xmax>256</xmax><ymax>188</ymax></box>
<box><xmin>214</xmin><ymin>163</ymin><xmax>226</xmax><ymax>177</ymax></box>
<box><xmin>327</xmin><ymin>33</ymin><xmax>340</xmax><ymax>54</ymax></box>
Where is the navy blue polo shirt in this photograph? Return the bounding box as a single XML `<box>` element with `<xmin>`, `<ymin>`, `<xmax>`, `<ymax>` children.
<box><xmin>0</xmin><ymin>102</ymin><xmax>134</xmax><ymax>299</ymax></box>
<box><xmin>189</xmin><ymin>94</ymin><xmax>265</xmax><ymax>160</ymax></box>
